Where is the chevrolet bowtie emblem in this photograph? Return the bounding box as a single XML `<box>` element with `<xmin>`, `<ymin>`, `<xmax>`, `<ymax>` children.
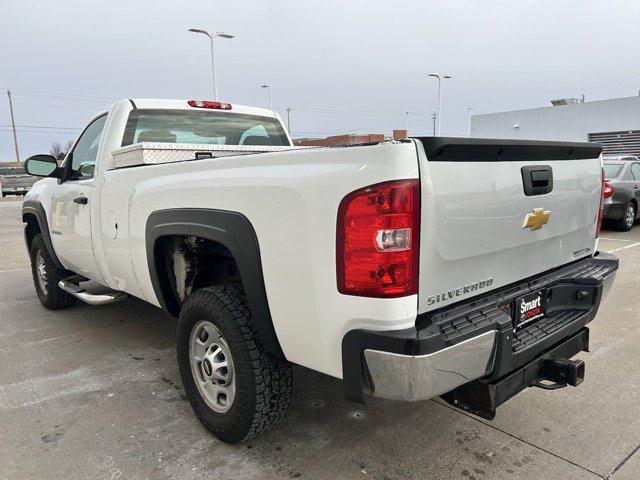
<box><xmin>523</xmin><ymin>208</ymin><xmax>550</xmax><ymax>230</ymax></box>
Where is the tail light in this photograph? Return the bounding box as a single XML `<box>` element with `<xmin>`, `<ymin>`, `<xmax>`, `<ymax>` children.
<box><xmin>187</xmin><ymin>100</ymin><xmax>232</xmax><ymax>110</ymax></box>
<box><xmin>596</xmin><ymin>168</ymin><xmax>605</xmax><ymax>238</ymax></box>
<box><xmin>336</xmin><ymin>179</ymin><xmax>420</xmax><ymax>298</ymax></box>
<box><xmin>603</xmin><ymin>182</ymin><xmax>614</xmax><ymax>198</ymax></box>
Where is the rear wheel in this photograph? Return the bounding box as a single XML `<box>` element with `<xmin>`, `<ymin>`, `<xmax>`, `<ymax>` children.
<box><xmin>29</xmin><ymin>234</ymin><xmax>76</xmax><ymax>309</ymax></box>
<box><xmin>177</xmin><ymin>283</ymin><xmax>293</xmax><ymax>443</ymax></box>
<box><xmin>616</xmin><ymin>203</ymin><xmax>636</xmax><ymax>231</ymax></box>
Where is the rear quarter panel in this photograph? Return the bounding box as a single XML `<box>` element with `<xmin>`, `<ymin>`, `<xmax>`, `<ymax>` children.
<box><xmin>100</xmin><ymin>142</ymin><xmax>420</xmax><ymax>378</ymax></box>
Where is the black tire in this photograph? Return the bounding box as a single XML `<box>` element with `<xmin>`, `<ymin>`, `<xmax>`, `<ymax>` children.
<box><xmin>177</xmin><ymin>283</ymin><xmax>293</xmax><ymax>443</ymax></box>
<box><xmin>29</xmin><ymin>234</ymin><xmax>76</xmax><ymax>309</ymax></box>
<box><xmin>615</xmin><ymin>203</ymin><xmax>636</xmax><ymax>232</ymax></box>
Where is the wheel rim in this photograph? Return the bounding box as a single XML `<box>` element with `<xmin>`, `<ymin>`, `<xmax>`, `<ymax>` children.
<box><xmin>189</xmin><ymin>321</ymin><xmax>235</xmax><ymax>413</ymax></box>
<box><xmin>626</xmin><ymin>205</ymin><xmax>635</xmax><ymax>228</ymax></box>
<box><xmin>35</xmin><ymin>251</ymin><xmax>48</xmax><ymax>295</ymax></box>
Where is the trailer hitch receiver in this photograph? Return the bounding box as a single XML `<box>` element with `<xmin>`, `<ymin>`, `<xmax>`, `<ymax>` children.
<box><xmin>442</xmin><ymin>329</ymin><xmax>589</xmax><ymax>420</ymax></box>
<box><xmin>539</xmin><ymin>358</ymin><xmax>584</xmax><ymax>388</ymax></box>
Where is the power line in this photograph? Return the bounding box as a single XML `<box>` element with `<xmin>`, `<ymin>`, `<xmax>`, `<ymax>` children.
<box><xmin>292</xmin><ymin>107</ymin><xmax>430</xmax><ymax>117</ymax></box>
<box><xmin>0</xmin><ymin>129</ymin><xmax>79</xmax><ymax>134</ymax></box>
<box><xmin>4</xmin><ymin>102</ymin><xmax>106</xmax><ymax>111</ymax></box>
<box><xmin>290</xmin><ymin>106</ymin><xmax>471</xmax><ymax>119</ymax></box>
<box><xmin>0</xmin><ymin>124</ymin><xmax>78</xmax><ymax>130</ymax></box>
<box><xmin>10</xmin><ymin>92</ymin><xmax>112</xmax><ymax>104</ymax></box>
<box><xmin>3</xmin><ymin>88</ymin><xmax>115</xmax><ymax>103</ymax></box>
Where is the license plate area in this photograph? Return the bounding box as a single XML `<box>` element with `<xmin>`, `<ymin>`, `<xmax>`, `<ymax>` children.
<box><xmin>514</xmin><ymin>289</ymin><xmax>547</xmax><ymax>331</ymax></box>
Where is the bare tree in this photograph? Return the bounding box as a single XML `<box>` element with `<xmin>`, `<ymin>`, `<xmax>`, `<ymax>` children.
<box><xmin>49</xmin><ymin>140</ymin><xmax>74</xmax><ymax>160</ymax></box>
<box><xmin>49</xmin><ymin>142</ymin><xmax>64</xmax><ymax>160</ymax></box>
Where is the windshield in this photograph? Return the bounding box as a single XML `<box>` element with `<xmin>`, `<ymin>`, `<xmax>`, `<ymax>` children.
<box><xmin>603</xmin><ymin>164</ymin><xmax>623</xmax><ymax>178</ymax></box>
<box><xmin>122</xmin><ymin>109</ymin><xmax>290</xmax><ymax>147</ymax></box>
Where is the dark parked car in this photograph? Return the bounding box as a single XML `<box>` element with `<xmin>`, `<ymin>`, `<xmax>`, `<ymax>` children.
<box><xmin>602</xmin><ymin>156</ymin><xmax>640</xmax><ymax>231</ymax></box>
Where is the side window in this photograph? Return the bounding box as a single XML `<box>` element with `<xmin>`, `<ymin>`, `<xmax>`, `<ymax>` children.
<box><xmin>68</xmin><ymin>115</ymin><xmax>107</xmax><ymax>180</ymax></box>
<box><xmin>631</xmin><ymin>163</ymin><xmax>640</xmax><ymax>181</ymax></box>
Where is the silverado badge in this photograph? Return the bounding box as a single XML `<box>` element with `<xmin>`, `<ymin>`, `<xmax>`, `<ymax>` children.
<box><xmin>523</xmin><ymin>208</ymin><xmax>550</xmax><ymax>230</ymax></box>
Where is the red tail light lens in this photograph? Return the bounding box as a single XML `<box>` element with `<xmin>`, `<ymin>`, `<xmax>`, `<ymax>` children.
<box><xmin>603</xmin><ymin>182</ymin><xmax>614</xmax><ymax>198</ymax></box>
<box><xmin>596</xmin><ymin>168</ymin><xmax>605</xmax><ymax>238</ymax></box>
<box><xmin>187</xmin><ymin>100</ymin><xmax>232</xmax><ymax>110</ymax></box>
<box><xmin>336</xmin><ymin>179</ymin><xmax>420</xmax><ymax>298</ymax></box>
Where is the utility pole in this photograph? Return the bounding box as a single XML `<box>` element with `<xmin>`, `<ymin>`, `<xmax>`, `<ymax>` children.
<box><xmin>6</xmin><ymin>90</ymin><xmax>20</xmax><ymax>164</ymax></box>
<box><xmin>431</xmin><ymin>113</ymin><xmax>437</xmax><ymax>136</ymax></box>
<box><xmin>286</xmin><ymin>106</ymin><xmax>292</xmax><ymax>133</ymax></box>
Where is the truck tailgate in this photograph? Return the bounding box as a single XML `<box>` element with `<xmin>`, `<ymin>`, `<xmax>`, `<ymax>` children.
<box><xmin>415</xmin><ymin>137</ymin><xmax>603</xmax><ymax>314</ymax></box>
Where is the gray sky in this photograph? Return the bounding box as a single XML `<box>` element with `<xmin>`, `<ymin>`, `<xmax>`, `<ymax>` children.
<box><xmin>2</xmin><ymin>0</ymin><xmax>640</xmax><ymax>161</ymax></box>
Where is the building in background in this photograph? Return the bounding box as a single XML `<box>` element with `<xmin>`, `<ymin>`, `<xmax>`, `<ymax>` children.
<box><xmin>470</xmin><ymin>95</ymin><xmax>640</xmax><ymax>156</ymax></box>
<box><xmin>295</xmin><ymin>130</ymin><xmax>407</xmax><ymax>147</ymax></box>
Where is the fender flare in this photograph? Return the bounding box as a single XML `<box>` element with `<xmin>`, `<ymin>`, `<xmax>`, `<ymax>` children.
<box><xmin>145</xmin><ymin>208</ymin><xmax>285</xmax><ymax>359</ymax></box>
<box><xmin>22</xmin><ymin>200</ymin><xmax>65</xmax><ymax>269</ymax></box>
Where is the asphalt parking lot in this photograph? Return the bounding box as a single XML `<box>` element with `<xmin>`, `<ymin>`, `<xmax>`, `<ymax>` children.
<box><xmin>0</xmin><ymin>196</ymin><xmax>639</xmax><ymax>480</ymax></box>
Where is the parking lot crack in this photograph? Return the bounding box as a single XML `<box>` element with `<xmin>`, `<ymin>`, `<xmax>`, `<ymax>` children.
<box><xmin>433</xmin><ymin>399</ymin><xmax>606</xmax><ymax>479</ymax></box>
<box><xmin>604</xmin><ymin>443</ymin><xmax>640</xmax><ymax>479</ymax></box>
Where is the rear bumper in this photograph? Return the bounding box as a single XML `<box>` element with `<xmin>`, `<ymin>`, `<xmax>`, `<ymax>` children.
<box><xmin>363</xmin><ymin>331</ymin><xmax>497</xmax><ymax>402</ymax></box>
<box><xmin>342</xmin><ymin>252</ymin><xmax>618</xmax><ymax>403</ymax></box>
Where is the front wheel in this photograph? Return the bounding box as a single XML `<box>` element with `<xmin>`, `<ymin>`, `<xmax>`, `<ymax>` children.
<box><xmin>177</xmin><ymin>284</ymin><xmax>293</xmax><ymax>443</ymax></box>
<box><xmin>29</xmin><ymin>234</ymin><xmax>76</xmax><ymax>309</ymax></box>
<box><xmin>616</xmin><ymin>203</ymin><xmax>636</xmax><ymax>231</ymax></box>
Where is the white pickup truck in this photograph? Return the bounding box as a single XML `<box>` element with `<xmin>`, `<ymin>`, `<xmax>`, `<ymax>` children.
<box><xmin>22</xmin><ymin>98</ymin><xmax>618</xmax><ymax>443</ymax></box>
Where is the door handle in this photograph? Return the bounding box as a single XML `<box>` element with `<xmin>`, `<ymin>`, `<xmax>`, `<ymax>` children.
<box><xmin>73</xmin><ymin>196</ymin><xmax>88</xmax><ymax>205</ymax></box>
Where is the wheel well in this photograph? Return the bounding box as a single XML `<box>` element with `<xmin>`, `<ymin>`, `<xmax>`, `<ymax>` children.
<box><xmin>23</xmin><ymin>213</ymin><xmax>41</xmax><ymax>251</ymax></box>
<box><xmin>155</xmin><ymin>235</ymin><xmax>241</xmax><ymax>315</ymax></box>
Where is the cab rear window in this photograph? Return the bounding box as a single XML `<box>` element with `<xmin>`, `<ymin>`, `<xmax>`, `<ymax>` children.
<box><xmin>121</xmin><ymin>109</ymin><xmax>290</xmax><ymax>147</ymax></box>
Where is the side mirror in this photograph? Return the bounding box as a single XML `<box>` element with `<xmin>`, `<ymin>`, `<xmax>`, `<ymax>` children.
<box><xmin>24</xmin><ymin>154</ymin><xmax>61</xmax><ymax>178</ymax></box>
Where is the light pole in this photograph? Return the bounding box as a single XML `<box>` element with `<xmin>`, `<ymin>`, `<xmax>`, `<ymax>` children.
<box><xmin>428</xmin><ymin>73</ymin><xmax>451</xmax><ymax>135</ymax></box>
<box><xmin>286</xmin><ymin>106</ymin><xmax>292</xmax><ymax>132</ymax></box>
<box><xmin>188</xmin><ymin>28</ymin><xmax>235</xmax><ymax>101</ymax></box>
<box><xmin>261</xmin><ymin>84</ymin><xmax>272</xmax><ymax>110</ymax></box>
<box><xmin>467</xmin><ymin>107</ymin><xmax>474</xmax><ymax>136</ymax></box>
